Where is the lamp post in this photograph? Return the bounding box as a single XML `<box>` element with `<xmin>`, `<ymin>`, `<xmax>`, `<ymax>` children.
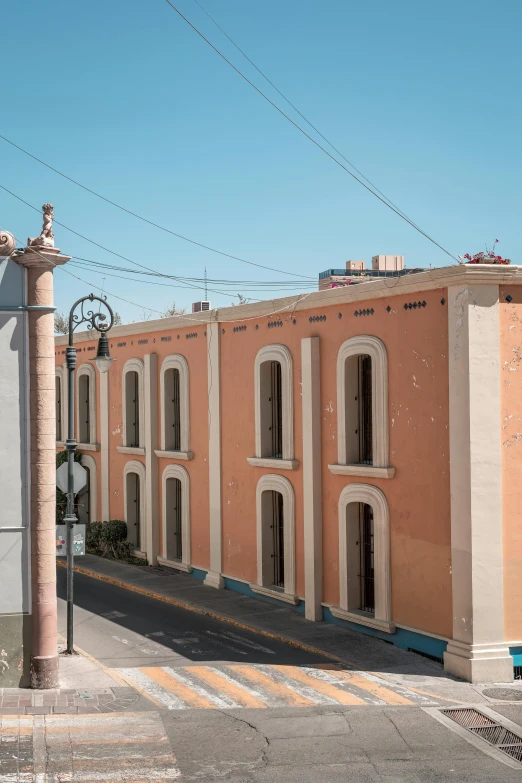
<box><xmin>64</xmin><ymin>294</ymin><xmax>114</xmax><ymax>654</ymax></box>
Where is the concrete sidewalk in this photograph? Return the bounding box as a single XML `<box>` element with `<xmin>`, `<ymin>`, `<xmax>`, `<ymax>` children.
<box><xmin>0</xmin><ymin>642</ymin><xmax>154</xmax><ymax>716</ymax></box>
<box><xmin>61</xmin><ymin>555</ymin><xmax>522</xmax><ymax>705</ymax></box>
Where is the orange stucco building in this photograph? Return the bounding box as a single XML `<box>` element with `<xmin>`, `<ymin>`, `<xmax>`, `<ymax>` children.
<box><xmin>55</xmin><ymin>264</ymin><xmax>522</xmax><ymax>683</ymax></box>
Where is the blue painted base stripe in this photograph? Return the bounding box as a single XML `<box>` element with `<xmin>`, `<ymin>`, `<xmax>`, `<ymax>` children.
<box><xmin>185</xmin><ymin>567</ymin><xmax>522</xmax><ymax>672</ymax></box>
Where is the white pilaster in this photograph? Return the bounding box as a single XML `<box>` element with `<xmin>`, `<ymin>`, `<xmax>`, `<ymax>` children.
<box><xmin>204</xmin><ymin>321</ymin><xmax>224</xmax><ymax>588</ymax></box>
<box><xmin>99</xmin><ymin>370</ymin><xmax>110</xmax><ymax>521</ymax></box>
<box><xmin>144</xmin><ymin>353</ymin><xmax>159</xmax><ymax>565</ymax></box>
<box><xmin>444</xmin><ymin>284</ymin><xmax>512</xmax><ymax>682</ymax></box>
<box><xmin>301</xmin><ymin>337</ymin><xmax>323</xmax><ymax>621</ymax></box>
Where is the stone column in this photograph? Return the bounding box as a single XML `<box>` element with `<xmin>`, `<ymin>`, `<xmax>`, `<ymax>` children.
<box><xmin>144</xmin><ymin>353</ymin><xmax>159</xmax><ymax>564</ymax></box>
<box><xmin>204</xmin><ymin>321</ymin><xmax>224</xmax><ymax>588</ymax></box>
<box><xmin>301</xmin><ymin>337</ymin><xmax>323</xmax><ymax>621</ymax></box>
<box><xmin>15</xmin><ymin>245</ymin><xmax>70</xmax><ymax>688</ymax></box>
<box><xmin>444</xmin><ymin>283</ymin><xmax>512</xmax><ymax>683</ymax></box>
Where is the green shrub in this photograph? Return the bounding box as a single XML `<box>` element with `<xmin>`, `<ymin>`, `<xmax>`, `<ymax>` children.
<box><xmin>100</xmin><ymin>520</ymin><xmax>127</xmax><ymax>545</ymax></box>
<box><xmin>85</xmin><ymin>521</ymin><xmax>103</xmax><ymax>553</ymax></box>
<box><xmin>85</xmin><ymin>520</ymin><xmax>145</xmax><ymax>564</ymax></box>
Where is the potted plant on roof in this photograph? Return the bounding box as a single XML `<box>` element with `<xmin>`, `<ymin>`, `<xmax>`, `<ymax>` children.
<box><xmin>458</xmin><ymin>239</ymin><xmax>511</xmax><ymax>265</ymax></box>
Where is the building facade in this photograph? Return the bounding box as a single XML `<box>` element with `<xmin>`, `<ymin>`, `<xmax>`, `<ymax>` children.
<box><xmin>55</xmin><ymin>264</ymin><xmax>522</xmax><ymax>683</ymax></box>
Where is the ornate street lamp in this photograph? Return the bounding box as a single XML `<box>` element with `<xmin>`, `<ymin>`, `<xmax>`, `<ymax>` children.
<box><xmin>64</xmin><ymin>294</ymin><xmax>114</xmax><ymax>654</ymax></box>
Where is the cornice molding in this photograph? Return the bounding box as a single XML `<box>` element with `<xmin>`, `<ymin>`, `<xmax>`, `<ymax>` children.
<box><xmin>54</xmin><ymin>264</ymin><xmax>522</xmax><ymax>345</ymax></box>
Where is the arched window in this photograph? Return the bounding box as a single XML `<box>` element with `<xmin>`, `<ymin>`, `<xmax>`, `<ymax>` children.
<box><xmin>248</xmin><ymin>345</ymin><xmax>297</xmax><ymax>470</ymax></box>
<box><xmin>77</xmin><ymin>363</ymin><xmax>96</xmax><ymax>445</ymax></box>
<box><xmin>77</xmin><ymin>454</ymin><xmax>98</xmax><ymax>525</ymax></box>
<box><xmin>124</xmin><ymin>460</ymin><xmax>146</xmax><ymax>553</ymax></box>
<box><xmin>121</xmin><ymin>359</ymin><xmax>145</xmax><ymax>450</ymax></box>
<box><xmin>55</xmin><ymin>366</ymin><xmax>67</xmax><ymax>444</ymax></box>
<box><xmin>334</xmin><ymin>483</ymin><xmax>394</xmax><ymax>633</ymax></box>
<box><xmin>330</xmin><ymin>336</ymin><xmax>393</xmax><ymax>478</ymax></box>
<box><xmin>250</xmin><ymin>474</ymin><xmax>297</xmax><ymax>603</ymax></box>
<box><xmin>158</xmin><ymin>355</ymin><xmax>191</xmax><ymax>457</ymax></box>
<box><xmin>158</xmin><ymin>464</ymin><xmax>191</xmax><ymax>571</ymax></box>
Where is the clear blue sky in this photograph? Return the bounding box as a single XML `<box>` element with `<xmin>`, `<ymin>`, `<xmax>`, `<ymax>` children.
<box><xmin>3</xmin><ymin>0</ymin><xmax>521</xmax><ymax>322</ymax></box>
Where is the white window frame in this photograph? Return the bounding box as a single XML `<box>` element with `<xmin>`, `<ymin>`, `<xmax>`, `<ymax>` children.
<box><xmin>247</xmin><ymin>344</ymin><xmax>298</xmax><ymax>471</ymax></box>
<box><xmin>119</xmin><ymin>358</ymin><xmax>145</xmax><ymax>454</ymax></box>
<box><xmin>329</xmin><ymin>335</ymin><xmax>394</xmax><ymax>478</ymax></box>
<box><xmin>333</xmin><ymin>482</ymin><xmax>395</xmax><ymax>633</ymax></box>
<box><xmin>55</xmin><ymin>365</ymin><xmax>67</xmax><ymax>446</ymax></box>
<box><xmin>76</xmin><ymin>363</ymin><xmax>97</xmax><ymax>448</ymax></box>
<box><xmin>157</xmin><ymin>463</ymin><xmax>191</xmax><ymax>573</ymax></box>
<box><xmin>155</xmin><ymin>354</ymin><xmax>192</xmax><ymax>460</ymax></box>
<box><xmin>79</xmin><ymin>453</ymin><xmax>98</xmax><ymax>523</ymax></box>
<box><xmin>250</xmin><ymin>473</ymin><xmax>298</xmax><ymax>604</ymax></box>
<box><xmin>123</xmin><ymin>459</ymin><xmax>146</xmax><ymax>556</ymax></box>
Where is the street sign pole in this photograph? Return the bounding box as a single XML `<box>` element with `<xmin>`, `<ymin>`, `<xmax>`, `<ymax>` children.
<box><xmin>64</xmin><ymin>342</ymin><xmax>78</xmax><ymax>655</ymax></box>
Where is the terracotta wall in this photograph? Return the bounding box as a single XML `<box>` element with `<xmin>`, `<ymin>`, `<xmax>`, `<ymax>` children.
<box><xmin>55</xmin><ymin>285</ymin><xmax>453</xmax><ymax>639</ymax></box>
<box><xmin>500</xmin><ymin>289</ymin><xmax>522</xmax><ymax>641</ymax></box>
<box><xmin>219</xmin><ymin>288</ymin><xmax>452</xmax><ymax>636</ymax></box>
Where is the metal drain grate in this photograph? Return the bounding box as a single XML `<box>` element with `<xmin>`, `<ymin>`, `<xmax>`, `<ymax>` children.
<box><xmin>442</xmin><ymin>708</ymin><xmax>495</xmax><ymax>729</ymax></box>
<box><xmin>443</xmin><ymin>708</ymin><xmax>522</xmax><ymax>763</ymax></box>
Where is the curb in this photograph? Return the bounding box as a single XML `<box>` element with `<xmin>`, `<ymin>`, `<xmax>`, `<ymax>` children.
<box><xmin>57</xmin><ymin>559</ymin><xmax>457</xmax><ymax>703</ymax></box>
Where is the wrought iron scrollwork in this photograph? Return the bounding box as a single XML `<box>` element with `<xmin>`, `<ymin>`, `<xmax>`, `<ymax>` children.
<box><xmin>68</xmin><ymin>293</ymin><xmax>114</xmax><ymax>343</ymax></box>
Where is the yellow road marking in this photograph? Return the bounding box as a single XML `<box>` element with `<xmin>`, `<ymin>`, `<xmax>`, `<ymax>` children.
<box><xmin>186</xmin><ymin>666</ymin><xmax>267</xmax><ymax>709</ymax></box>
<box><xmin>141</xmin><ymin>667</ymin><xmax>215</xmax><ymax>709</ymax></box>
<box><xmin>272</xmin><ymin>665</ymin><xmax>366</xmax><ymax>705</ymax></box>
<box><xmin>315</xmin><ymin>664</ymin><xmax>413</xmax><ymax>705</ymax></box>
<box><xmin>227</xmin><ymin>664</ymin><xmax>315</xmax><ymax>707</ymax></box>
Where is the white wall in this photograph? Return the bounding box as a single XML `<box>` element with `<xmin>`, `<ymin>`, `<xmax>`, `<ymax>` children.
<box><xmin>0</xmin><ymin>258</ymin><xmax>30</xmax><ymax>614</ymax></box>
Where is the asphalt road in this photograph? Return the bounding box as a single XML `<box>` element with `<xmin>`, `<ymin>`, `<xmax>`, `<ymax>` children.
<box><xmin>56</xmin><ymin>569</ymin><xmax>522</xmax><ymax>782</ymax></box>
<box><xmin>56</xmin><ymin>567</ymin><xmax>331</xmax><ymax>669</ymax></box>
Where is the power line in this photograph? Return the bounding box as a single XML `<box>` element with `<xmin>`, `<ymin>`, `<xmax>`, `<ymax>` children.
<box><xmin>190</xmin><ymin>0</ymin><xmax>422</xmax><ymax>230</ymax></box>
<box><xmin>162</xmin><ymin>0</ymin><xmax>458</xmax><ymax>263</ymax></box>
<box><xmin>71</xmin><ymin>256</ymin><xmax>315</xmax><ymax>288</ymax></box>
<box><xmin>3</xmin><ymin>226</ymin><xmax>168</xmax><ymax>316</ymax></box>
<box><xmin>70</xmin><ymin>261</ymin><xmax>315</xmax><ymax>293</ymax></box>
<box><xmin>0</xmin><ymin>183</ymin><xmax>272</xmax><ymax>302</ymax></box>
<box><xmin>0</xmin><ymin>133</ymin><xmax>314</xmax><ymax>280</ymax></box>
<box><xmin>59</xmin><ymin>266</ymin><xmax>166</xmax><ymax>314</ymax></box>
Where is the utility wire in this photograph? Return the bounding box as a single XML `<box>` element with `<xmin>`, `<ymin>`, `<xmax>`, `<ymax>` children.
<box><xmin>70</xmin><ymin>261</ymin><xmax>315</xmax><ymax>293</ymax></box>
<box><xmin>59</xmin><ymin>266</ymin><xmax>166</xmax><ymax>314</ymax></box>
<box><xmin>4</xmin><ymin>227</ymin><xmax>167</xmax><ymax>316</ymax></box>
<box><xmin>0</xmin><ymin>133</ymin><xmax>314</xmax><ymax>280</ymax></box>
<box><xmin>71</xmin><ymin>256</ymin><xmax>316</xmax><ymax>289</ymax></box>
<box><xmin>163</xmin><ymin>0</ymin><xmax>457</xmax><ymax>263</ymax></box>
<box><xmin>0</xmin><ymin>183</ymin><xmax>269</xmax><ymax>302</ymax></box>
<box><xmin>190</xmin><ymin>0</ymin><xmax>422</xmax><ymax>230</ymax></box>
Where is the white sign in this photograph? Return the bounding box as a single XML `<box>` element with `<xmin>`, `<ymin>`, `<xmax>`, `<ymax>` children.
<box><xmin>56</xmin><ymin>462</ymin><xmax>87</xmax><ymax>495</ymax></box>
<box><xmin>56</xmin><ymin>524</ymin><xmax>86</xmax><ymax>556</ymax></box>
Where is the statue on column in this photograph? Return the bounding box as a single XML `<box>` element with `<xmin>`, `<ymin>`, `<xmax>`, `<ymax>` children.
<box><xmin>28</xmin><ymin>203</ymin><xmax>55</xmax><ymax>248</ymax></box>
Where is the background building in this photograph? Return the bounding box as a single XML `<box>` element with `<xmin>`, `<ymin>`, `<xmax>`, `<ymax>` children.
<box><xmin>55</xmin><ymin>263</ymin><xmax>522</xmax><ymax>683</ymax></box>
<box><xmin>318</xmin><ymin>255</ymin><xmax>425</xmax><ymax>289</ymax></box>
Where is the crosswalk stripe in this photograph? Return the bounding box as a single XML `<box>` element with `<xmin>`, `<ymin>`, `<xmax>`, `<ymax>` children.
<box><xmin>226</xmin><ymin>664</ymin><xmax>316</xmax><ymax>707</ymax></box>
<box><xmin>119</xmin><ymin>668</ymin><xmax>188</xmax><ymax>710</ymax></box>
<box><xmin>356</xmin><ymin>670</ymin><xmax>437</xmax><ymax>705</ymax></box>
<box><xmin>314</xmin><ymin>665</ymin><xmax>413</xmax><ymax>705</ymax></box>
<box><xmin>256</xmin><ymin>665</ymin><xmax>339</xmax><ymax>705</ymax></box>
<box><xmin>162</xmin><ymin>666</ymin><xmax>240</xmax><ymax>709</ymax></box>
<box><xmin>274</xmin><ymin>665</ymin><xmax>366</xmax><ymax>705</ymax></box>
<box><xmin>141</xmin><ymin>667</ymin><xmax>217</xmax><ymax>709</ymax></box>
<box><xmin>299</xmin><ymin>666</ymin><xmax>386</xmax><ymax>705</ymax></box>
<box><xmin>187</xmin><ymin>666</ymin><xmax>268</xmax><ymax>708</ymax></box>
